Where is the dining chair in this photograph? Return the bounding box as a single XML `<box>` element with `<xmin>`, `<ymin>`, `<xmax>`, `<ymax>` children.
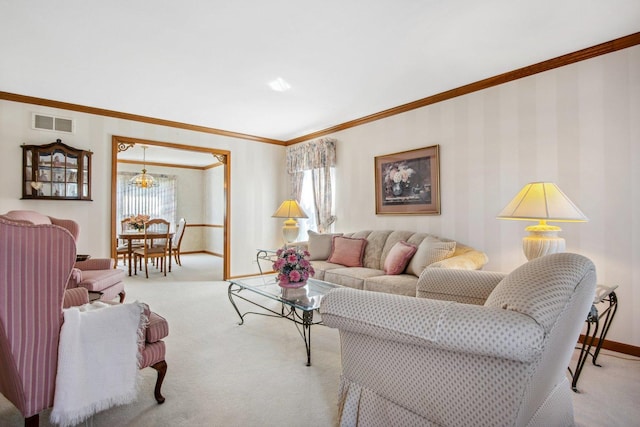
<box><xmin>133</xmin><ymin>218</ymin><xmax>171</xmax><ymax>278</ymax></box>
<box><xmin>172</xmin><ymin>218</ymin><xmax>187</xmax><ymax>266</ymax></box>
<box><xmin>116</xmin><ymin>218</ymin><xmax>144</xmax><ymax>266</ymax></box>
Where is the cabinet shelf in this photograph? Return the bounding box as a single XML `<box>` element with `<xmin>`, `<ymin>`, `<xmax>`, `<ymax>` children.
<box><xmin>22</xmin><ymin>139</ymin><xmax>92</xmax><ymax>201</ymax></box>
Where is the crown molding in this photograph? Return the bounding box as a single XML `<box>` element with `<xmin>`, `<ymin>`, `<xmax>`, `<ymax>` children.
<box><xmin>285</xmin><ymin>31</ymin><xmax>640</xmax><ymax>145</ymax></box>
<box><xmin>2</xmin><ymin>32</ymin><xmax>638</xmax><ymax>147</ymax></box>
<box><xmin>0</xmin><ymin>91</ymin><xmax>286</xmax><ymax>146</ymax></box>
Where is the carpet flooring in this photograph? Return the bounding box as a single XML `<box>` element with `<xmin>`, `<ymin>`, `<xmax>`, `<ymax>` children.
<box><xmin>0</xmin><ymin>254</ymin><xmax>638</xmax><ymax>426</ymax></box>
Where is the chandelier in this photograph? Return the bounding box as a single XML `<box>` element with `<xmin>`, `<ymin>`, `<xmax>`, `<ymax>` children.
<box><xmin>129</xmin><ymin>145</ymin><xmax>156</xmax><ymax>188</ymax></box>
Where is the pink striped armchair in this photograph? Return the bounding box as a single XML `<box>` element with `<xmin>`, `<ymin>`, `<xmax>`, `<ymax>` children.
<box><xmin>3</xmin><ymin>210</ymin><xmax>126</xmax><ymax>303</ymax></box>
<box><xmin>0</xmin><ymin>218</ymin><xmax>168</xmax><ymax>426</ymax></box>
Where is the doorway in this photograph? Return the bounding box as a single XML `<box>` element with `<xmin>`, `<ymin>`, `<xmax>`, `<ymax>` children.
<box><xmin>110</xmin><ymin>135</ymin><xmax>231</xmax><ymax>279</ymax></box>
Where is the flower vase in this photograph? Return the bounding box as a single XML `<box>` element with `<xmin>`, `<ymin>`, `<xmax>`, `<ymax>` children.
<box><xmin>392</xmin><ymin>182</ymin><xmax>404</xmax><ymax>196</ymax></box>
<box><xmin>278</xmin><ymin>280</ymin><xmax>307</xmax><ymax>289</ymax></box>
<box><xmin>281</xmin><ymin>285</ymin><xmax>310</xmax><ymax>302</ymax></box>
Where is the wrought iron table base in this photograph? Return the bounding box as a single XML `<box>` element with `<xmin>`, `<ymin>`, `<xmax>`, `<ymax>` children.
<box><xmin>569</xmin><ymin>290</ymin><xmax>618</xmax><ymax>392</ymax></box>
<box><xmin>228</xmin><ymin>283</ymin><xmax>320</xmax><ymax>366</ymax></box>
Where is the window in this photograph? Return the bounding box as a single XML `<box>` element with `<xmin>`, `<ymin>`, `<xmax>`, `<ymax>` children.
<box><xmin>297</xmin><ymin>168</ymin><xmax>336</xmax><ymax>239</ymax></box>
<box><xmin>286</xmin><ymin>138</ymin><xmax>337</xmax><ymax>238</ymax></box>
<box><xmin>117</xmin><ymin>172</ymin><xmax>177</xmax><ymax>230</ymax></box>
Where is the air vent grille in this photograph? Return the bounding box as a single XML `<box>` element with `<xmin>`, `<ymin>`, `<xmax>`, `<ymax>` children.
<box><xmin>32</xmin><ymin>113</ymin><xmax>74</xmax><ymax>133</ymax></box>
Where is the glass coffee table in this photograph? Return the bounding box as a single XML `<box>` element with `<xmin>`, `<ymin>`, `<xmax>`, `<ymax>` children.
<box><xmin>227</xmin><ymin>274</ymin><xmax>341</xmax><ymax>366</ymax></box>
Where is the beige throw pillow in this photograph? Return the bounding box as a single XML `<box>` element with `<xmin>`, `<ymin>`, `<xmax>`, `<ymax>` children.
<box><xmin>307</xmin><ymin>230</ymin><xmax>343</xmax><ymax>260</ymax></box>
<box><xmin>405</xmin><ymin>238</ymin><xmax>456</xmax><ymax>276</ymax></box>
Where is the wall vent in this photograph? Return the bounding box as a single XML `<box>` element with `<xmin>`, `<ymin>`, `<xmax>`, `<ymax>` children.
<box><xmin>32</xmin><ymin>113</ymin><xmax>74</xmax><ymax>133</ymax></box>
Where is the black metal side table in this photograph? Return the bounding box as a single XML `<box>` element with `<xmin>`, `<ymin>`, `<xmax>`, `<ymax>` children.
<box><xmin>570</xmin><ymin>284</ymin><xmax>618</xmax><ymax>392</ymax></box>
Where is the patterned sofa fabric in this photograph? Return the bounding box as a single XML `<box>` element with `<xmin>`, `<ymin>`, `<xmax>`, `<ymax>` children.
<box><xmin>320</xmin><ymin>253</ymin><xmax>597</xmax><ymax>426</ymax></box>
<box><xmin>302</xmin><ymin>230</ymin><xmax>488</xmax><ymax>296</ymax></box>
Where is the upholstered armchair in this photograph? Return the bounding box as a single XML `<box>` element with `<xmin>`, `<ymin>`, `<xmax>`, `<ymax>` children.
<box><xmin>2</xmin><ymin>210</ymin><xmax>126</xmax><ymax>302</ymax></box>
<box><xmin>0</xmin><ymin>218</ymin><xmax>169</xmax><ymax>426</ymax></box>
<box><xmin>320</xmin><ymin>253</ymin><xmax>596</xmax><ymax>427</ymax></box>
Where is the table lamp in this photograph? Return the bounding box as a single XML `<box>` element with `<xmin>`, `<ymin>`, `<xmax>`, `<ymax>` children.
<box><xmin>497</xmin><ymin>182</ymin><xmax>588</xmax><ymax>260</ymax></box>
<box><xmin>272</xmin><ymin>199</ymin><xmax>308</xmax><ymax>244</ymax></box>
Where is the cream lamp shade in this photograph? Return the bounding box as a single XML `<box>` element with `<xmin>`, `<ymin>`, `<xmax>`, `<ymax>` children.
<box><xmin>272</xmin><ymin>199</ymin><xmax>308</xmax><ymax>243</ymax></box>
<box><xmin>497</xmin><ymin>182</ymin><xmax>588</xmax><ymax>260</ymax></box>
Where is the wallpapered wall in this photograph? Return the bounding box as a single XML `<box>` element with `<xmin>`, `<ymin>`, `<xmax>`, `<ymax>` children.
<box><xmin>313</xmin><ymin>46</ymin><xmax>639</xmax><ymax>347</ymax></box>
<box><xmin>204</xmin><ymin>164</ymin><xmax>226</xmax><ymax>256</ymax></box>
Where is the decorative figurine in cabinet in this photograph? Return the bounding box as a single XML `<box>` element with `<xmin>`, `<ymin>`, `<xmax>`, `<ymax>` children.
<box><xmin>22</xmin><ymin>139</ymin><xmax>92</xmax><ymax>200</ymax></box>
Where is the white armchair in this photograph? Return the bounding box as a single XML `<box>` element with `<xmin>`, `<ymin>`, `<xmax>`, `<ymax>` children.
<box><xmin>320</xmin><ymin>253</ymin><xmax>596</xmax><ymax>427</ymax></box>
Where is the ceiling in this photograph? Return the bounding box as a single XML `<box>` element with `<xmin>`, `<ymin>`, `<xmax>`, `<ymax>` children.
<box><xmin>1</xmin><ymin>1</ymin><xmax>639</xmax><ymax>142</ymax></box>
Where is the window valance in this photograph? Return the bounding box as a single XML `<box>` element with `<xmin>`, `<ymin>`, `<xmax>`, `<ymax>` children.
<box><xmin>286</xmin><ymin>138</ymin><xmax>336</xmax><ymax>174</ymax></box>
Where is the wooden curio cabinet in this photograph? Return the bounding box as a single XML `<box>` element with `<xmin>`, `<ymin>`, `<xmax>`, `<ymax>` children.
<box><xmin>22</xmin><ymin>139</ymin><xmax>92</xmax><ymax>201</ymax></box>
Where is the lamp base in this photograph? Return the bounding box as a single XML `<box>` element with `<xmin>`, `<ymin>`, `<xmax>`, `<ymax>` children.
<box><xmin>281</xmin><ymin>218</ymin><xmax>299</xmax><ymax>244</ymax></box>
<box><xmin>522</xmin><ymin>224</ymin><xmax>565</xmax><ymax>260</ymax></box>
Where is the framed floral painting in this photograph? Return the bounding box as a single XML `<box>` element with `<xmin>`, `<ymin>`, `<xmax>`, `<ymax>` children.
<box><xmin>374</xmin><ymin>145</ymin><xmax>440</xmax><ymax>215</ymax></box>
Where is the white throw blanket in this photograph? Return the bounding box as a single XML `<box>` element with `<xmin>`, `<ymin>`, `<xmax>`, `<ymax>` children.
<box><xmin>50</xmin><ymin>301</ymin><xmax>146</xmax><ymax>427</ymax></box>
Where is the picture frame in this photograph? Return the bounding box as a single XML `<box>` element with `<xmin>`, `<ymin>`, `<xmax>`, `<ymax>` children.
<box><xmin>375</xmin><ymin>145</ymin><xmax>440</xmax><ymax>215</ymax></box>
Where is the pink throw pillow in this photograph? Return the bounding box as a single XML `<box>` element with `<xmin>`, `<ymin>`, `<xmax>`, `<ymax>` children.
<box><xmin>327</xmin><ymin>236</ymin><xmax>367</xmax><ymax>267</ymax></box>
<box><xmin>384</xmin><ymin>241</ymin><xmax>418</xmax><ymax>275</ymax></box>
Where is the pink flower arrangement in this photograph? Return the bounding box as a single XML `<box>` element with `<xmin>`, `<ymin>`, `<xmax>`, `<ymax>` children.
<box><xmin>127</xmin><ymin>214</ymin><xmax>150</xmax><ymax>230</ymax></box>
<box><xmin>272</xmin><ymin>247</ymin><xmax>315</xmax><ymax>288</ymax></box>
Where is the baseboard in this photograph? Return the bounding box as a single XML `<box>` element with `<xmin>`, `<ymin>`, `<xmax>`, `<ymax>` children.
<box><xmin>578</xmin><ymin>334</ymin><xmax>640</xmax><ymax>358</ymax></box>
<box><xmin>179</xmin><ymin>250</ymin><xmax>223</xmax><ymax>258</ymax></box>
<box><xmin>201</xmin><ymin>250</ymin><xmax>223</xmax><ymax>258</ymax></box>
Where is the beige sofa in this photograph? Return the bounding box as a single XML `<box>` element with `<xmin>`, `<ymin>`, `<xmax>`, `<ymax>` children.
<box><xmin>320</xmin><ymin>253</ymin><xmax>597</xmax><ymax>426</ymax></box>
<box><xmin>300</xmin><ymin>230</ymin><xmax>488</xmax><ymax>297</ymax></box>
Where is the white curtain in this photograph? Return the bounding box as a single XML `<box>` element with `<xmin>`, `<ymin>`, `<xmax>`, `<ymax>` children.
<box><xmin>286</xmin><ymin>138</ymin><xmax>336</xmax><ymax>233</ymax></box>
<box><xmin>311</xmin><ymin>167</ymin><xmax>335</xmax><ymax>233</ymax></box>
<box><xmin>117</xmin><ymin>172</ymin><xmax>178</xmax><ymax>228</ymax></box>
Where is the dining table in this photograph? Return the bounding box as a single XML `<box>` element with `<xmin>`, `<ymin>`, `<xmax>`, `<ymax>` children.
<box><xmin>118</xmin><ymin>230</ymin><xmax>174</xmax><ymax>276</ymax></box>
